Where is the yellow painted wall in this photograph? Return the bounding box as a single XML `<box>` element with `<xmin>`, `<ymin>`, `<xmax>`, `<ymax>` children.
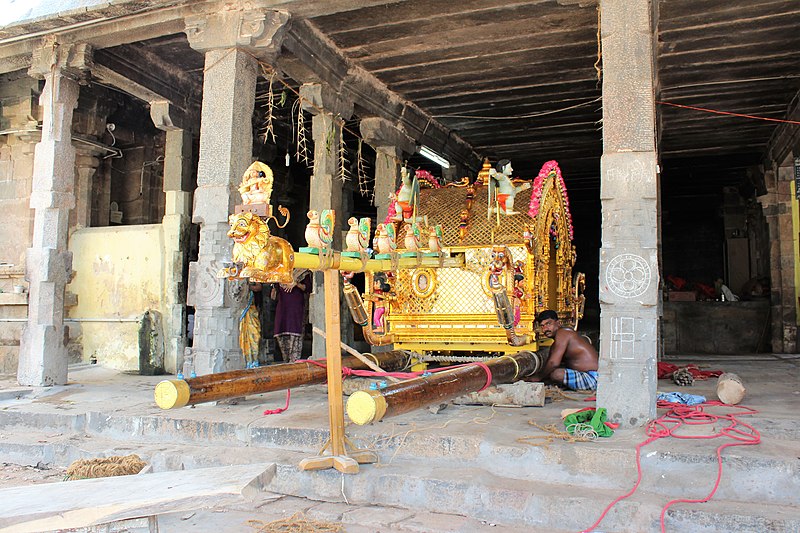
<box><xmin>67</xmin><ymin>225</ymin><xmax>165</xmax><ymax>371</ymax></box>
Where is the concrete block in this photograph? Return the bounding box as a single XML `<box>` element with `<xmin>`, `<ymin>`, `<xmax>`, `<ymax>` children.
<box><xmin>26</xmin><ymin>247</ymin><xmax>71</xmax><ymax>284</ymax></box>
<box><xmin>30</xmin><ymin>188</ymin><xmax>75</xmax><ymax>211</ymax></box>
<box><xmin>192</xmin><ymin>186</ymin><xmax>232</xmax><ymax>225</ymax></box>
<box><xmin>30</xmin><ymin>208</ymin><xmax>70</xmax><ymax>248</ymax></box>
<box><xmin>164</xmin><ymin>191</ymin><xmax>192</xmax><ymax>216</ymax></box>
<box><xmin>17</xmin><ymin>324</ymin><xmax>68</xmax><ymax>386</ymax></box>
<box><xmin>596</xmin><ymin>358</ymin><xmax>657</xmax><ymax>427</ymax></box>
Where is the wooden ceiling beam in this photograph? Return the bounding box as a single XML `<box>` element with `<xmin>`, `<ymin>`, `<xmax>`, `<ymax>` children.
<box><xmin>281</xmin><ymin>19</ymin><xmax>481</xmax><ymax>171</ymax></box>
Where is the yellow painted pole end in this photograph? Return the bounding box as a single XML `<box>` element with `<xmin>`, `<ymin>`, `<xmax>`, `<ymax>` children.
<box><xmin>154</xmin><ymin>379</ymin><xmax>191</xmax><ymax>409</ymax></box>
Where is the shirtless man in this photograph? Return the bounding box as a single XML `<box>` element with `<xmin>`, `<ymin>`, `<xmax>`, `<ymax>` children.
<box><xmin>531</xmin><ymin>310</ymin><xmax>599</xmax><ymax>391</ymax></box>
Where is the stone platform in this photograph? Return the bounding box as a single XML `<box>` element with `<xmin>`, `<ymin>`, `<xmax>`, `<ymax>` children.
<box><xmin>0</xmin><ymin>355</ymin><xmax>798</xmax><ymax>532</ymax></box>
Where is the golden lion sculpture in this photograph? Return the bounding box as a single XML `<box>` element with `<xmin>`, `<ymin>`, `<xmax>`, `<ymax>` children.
<box><xmin>219</xmin><ymin>212</ymin><xmax>294</xmax><ymax>284</ymax></box>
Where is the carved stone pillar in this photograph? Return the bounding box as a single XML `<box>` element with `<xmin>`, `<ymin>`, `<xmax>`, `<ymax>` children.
<box><xmin>595</xmin><ymin>0</ymin><xmax>660</xmax><ymax>427</ymax></box>
<box><xmin>300</xmin><ymin>82</ymin><xmax>353</xmax><ymax>357</ymax></box>
<box><xmin>359</xmin><ymin>117</ymin><xmax>415</xmax><ymax>223</ymax></box>
<box><xmin>0</xmin><ymin>74</ymin><xmax>40</xmax><ymax>267</ymax></box>
<box><xmin>18</xmin><ymin>39</ymin><xmax>91</xmax><ymax>386</ymax></box>
<box><xmin>758</xmin><ymin>162</ymin><xmax>798</xmax><ymax>353</ymax></box>
<box><xmin>185</xmin><ymin>9</ymin><xmax>289</xmax><ymax>375</ymax></box>
<box><xmin>73</xmin><ymin>147</ymin><xmax>103</xmax><ymax>231</ymax></box>
<box><xmin>151</xmin><ymin>101</ymin><xmax>194</xmax><ymax>373</ymax></box>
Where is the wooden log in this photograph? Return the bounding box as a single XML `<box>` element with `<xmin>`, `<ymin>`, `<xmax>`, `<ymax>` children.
<box><xmin>346</xmin><ymin>350</ymin><xmax>543</xmax><ymax>425</ymax></box>
<box><xmin>154</xmin><ymin>351</ymin><xmax>409</xmax><ymax>409</ymax></box>
<box><xmin>716</xmin><ymin>372</ymin><xmax>746</xmax><ymax>405</ymax></box>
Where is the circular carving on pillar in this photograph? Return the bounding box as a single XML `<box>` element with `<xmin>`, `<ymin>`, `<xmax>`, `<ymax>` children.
<box><xmin>605</xmin><ymin>253</ymin><xmax>651</xmax><ymax>298</ymax></box>
<box><xmin>194</xmin><ymin>264</ymin><xmax>223</xmax><ymax>307</ymax></box>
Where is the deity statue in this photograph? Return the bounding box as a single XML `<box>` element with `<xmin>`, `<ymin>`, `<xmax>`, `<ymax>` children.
<box><xmin>239</xmin><ymin>161</ymin><xmax>274</xmax><ymax>205</ymax></box>
<box><xmin>488</xmin><ymin>159</ymin><xmax>530</xmax><ymax>216</ymax></box>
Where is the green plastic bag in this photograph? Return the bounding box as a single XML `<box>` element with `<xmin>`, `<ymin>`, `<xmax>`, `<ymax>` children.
<box><xmin>563</xmin><ymin>407</ymin><xmax>614</xmax><ymax>438</ymax></box>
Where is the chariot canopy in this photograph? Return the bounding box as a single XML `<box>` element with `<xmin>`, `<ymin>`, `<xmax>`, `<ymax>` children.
<box><xmin>372</xmin><ymin>159</ymin><xmax>584</xmax><ymax>357</ymax></box>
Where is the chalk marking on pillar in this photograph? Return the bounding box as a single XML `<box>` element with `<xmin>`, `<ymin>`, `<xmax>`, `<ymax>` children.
<box><xmin>609</xmin><ymin>316</ymin><xmax>635</xmax><ymax>360</ymax></box>
<box><xmin>605</xmin><ymin>253</ymin><xmax>650</xmax><ymax>298</ymax></box>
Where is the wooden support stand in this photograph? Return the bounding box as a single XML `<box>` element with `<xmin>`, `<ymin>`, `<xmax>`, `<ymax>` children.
<box><xmin>298</xmin><ymin>269</ymin><xmax>377</xmax><ymax>474</ymax></box>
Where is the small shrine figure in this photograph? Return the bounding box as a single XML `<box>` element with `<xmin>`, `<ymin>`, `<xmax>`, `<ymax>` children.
<box><xmin>304</xmin><ymin>210</ymin><xmax>322</xmax><ymax>249</ymax></box>
<box><xmin>549</xmin><ymin>213</ymin><xmax>560</xmax><ymax>249</ymax></box>
<box><xmin>403</xmin><ymin>222</ymin><xmax>422</xmax><ymax>252</ymax></box>
<box><xmin>345</xmin><ymin>217</ymin><xmax>371</xmax><ymax>253</ymax></box>
<box><xmin>376</xmin><ymin>223</ymin><xmax>398</xmax><ymax>255</ymax></box>
<box><xmin>458</xmin><ymin>209</ymin><xmax>470</xmax><ymax>242</ymax></box>
<box><xmin>368</xmin><ymin>274</ymin><xmax>392</xmax><ymax>333</ymax></box>
<box><xmin>428</xmin><ymin>224</ymin><xmax>443</xmax><ymax>253</ymax></box>
<box><xmin>239</xmin><ymin>162</ymin><xmax>274</xmax><ymax>205</ymax></box>
<box><xmin>488</xmin><ymin>159</ymin><xmax>531</xmax><ymax>216</ymax></box>
<box><xmin>465</xmin><ymin>186</ymin><xmax>475</xmax><ymax>210</ymax></box>
<box><xmin>395</xmin><ymin>167</ymin><xmax>420</xmax><ymax>222</ymax></box>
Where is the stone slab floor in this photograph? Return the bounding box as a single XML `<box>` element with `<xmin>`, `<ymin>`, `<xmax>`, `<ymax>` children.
<box><xmin>0</xmin><ymin>353</ymin><xmax>798</xmax><ymax>532</ymax></box>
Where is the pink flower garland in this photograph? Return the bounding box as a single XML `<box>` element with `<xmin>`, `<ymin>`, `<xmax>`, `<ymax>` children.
<box><xmin>415</xmin><ymin>169</ymin><xmax>441</xmax><ymax>188</ymax></box>
<box><xmin>527</xmin><ymin>160</ymin><xmax>574</xmax><ymax>240</ymax></box>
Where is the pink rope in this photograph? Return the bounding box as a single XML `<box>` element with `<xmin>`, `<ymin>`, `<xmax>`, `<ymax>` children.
<box><xmin>305</xmin><ymin>359</ymin><xmax>493</xmax><ymax>390</ymax></box>
<box><xmin>262</xmin><ymin>389</ymin><xmax>290</xmax><ymax>415</ymax></box>
<box><xmin>581</xmin><ymin>400</ymin><xmax>760</xmax><ymax>533</ymax></box>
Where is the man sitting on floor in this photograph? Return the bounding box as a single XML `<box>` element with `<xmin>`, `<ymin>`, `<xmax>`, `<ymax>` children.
<box><xmin>529</xmin><ymin>310</ymin><xmax>599</xmax><ymax>391</ymax></box>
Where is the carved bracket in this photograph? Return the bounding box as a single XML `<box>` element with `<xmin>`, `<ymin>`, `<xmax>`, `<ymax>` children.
<box><xmin>29</xmin><ymin>36</ymin><xmax>93</xmax><ymax>82</ymax></box>
<box><xmin>185</xmin><ymin>9</ymin><xmax>290</xmax><ymax>57</ymax></box>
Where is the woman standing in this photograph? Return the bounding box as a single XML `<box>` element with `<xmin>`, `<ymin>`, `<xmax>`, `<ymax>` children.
<box><xmin>271</xmin><ymin>269</ymin><xmax>311</xmax><ymax>363</ymax></box>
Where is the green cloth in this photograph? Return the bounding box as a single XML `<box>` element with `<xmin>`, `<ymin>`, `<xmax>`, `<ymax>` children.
<box><xmin>563</xmin><ymin>408</ymin><xmax>614</xmax><ymax>438</ymax></box>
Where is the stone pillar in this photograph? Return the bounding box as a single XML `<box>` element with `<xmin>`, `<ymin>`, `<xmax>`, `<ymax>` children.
<box><xmin>18</xmin><ymin>40</ymin><xmax>91</xmax><ymax>386</ymax></box>
<box><xmin>595</xmin><ymin>0</ymin><xmax>659</xmax><ymax>427</ymax></box>
<box><xmin>758</xmin><ymin>162</ymin><xmax>798</xmax><ymax>353</ymax></box>
<box><xmin>0</xmin><ymin>74</ymin><xmax>40</xmax><ymax>266</ymax></box>
<box><xmin>185</xmin><ymin>9</ymin><xmax>289</xmax><ymax>375</ymax></box>
<box><xmin>73</xmin><ymin>147</ymin><xmax>103</xmax><ymax>231</ymax></box>
<box><xmin>300</xmin><ymin>83</ymin><xmax>353</xmax><ymax>357</ymax></box>
<box><xmin>359</xmin><ymin>117</ymin><xmax>415</xmax><ymax>224</ymax></box>
<box><xmin>152</xmin><ymin>101</ymin><xmax>194</xmax><ymax>373</ymax></box>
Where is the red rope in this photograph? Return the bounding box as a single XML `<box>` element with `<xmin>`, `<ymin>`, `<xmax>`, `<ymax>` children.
<box><xmin>472</xmin><ymin>361</ymin><xmax>493</xmax><ymax>391</ymax></box>
<box><xmin>304</xmin><ymin>359</ymin><xmax>493</xmax><ymax>390</ymax></box>
<box><xmin>581</xmin><ymin>400</ymin><xmax>761</xmax><ymax>533</ymax></box>
<box><xmin>262</xmin><ymin>389</ymin><xmax>291</xmax><ymax>415</ymax></box>
<box><xmin>657</xmin><ymin>100</ymin><xmax>800</xmax><ymax>125</ymax></box>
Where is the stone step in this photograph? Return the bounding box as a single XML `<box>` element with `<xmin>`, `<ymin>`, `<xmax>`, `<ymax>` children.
<box><xmin>0</xmin><ymin>407</ymin><xmax>796</xmax><ymax>507</ymax></box>
<box><xmin>1</xmin><ymin>428</ymin><xmax>797</xmax><ymax>533</ymax></box>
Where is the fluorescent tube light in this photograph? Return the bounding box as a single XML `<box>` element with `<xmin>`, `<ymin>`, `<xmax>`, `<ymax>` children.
<box><xmin>417</xmin><ymin>145</ymin><xmax>450</xmax><ymax>169</ymax></box>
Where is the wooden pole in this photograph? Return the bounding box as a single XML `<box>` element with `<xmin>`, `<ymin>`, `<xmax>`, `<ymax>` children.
<box><xmin>346</xmin><ymin>350</ymin><xmax>543</xmax><ymax>425</ymax></box>
<box><xmin>324</xmin><ymin>269</ymin><xmax>345</xmax><ymax>455</ymax></box>
<box><xmin>299</xmin><ymin>270</ymin><xmax>377</xmax><ymax>473</ymax></box>
<box><xmin>153</xmin><ymin>351</ymin><xmax>409</xmax><ymax>409</ymax></box>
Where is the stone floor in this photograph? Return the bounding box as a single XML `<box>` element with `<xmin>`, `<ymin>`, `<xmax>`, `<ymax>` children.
<box><xmin>0</xmin><ymin>353</ymin><xmax>798</xmax><ymax>532</ymax></box>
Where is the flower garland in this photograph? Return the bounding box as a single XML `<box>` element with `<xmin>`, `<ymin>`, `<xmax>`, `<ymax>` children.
<box><xmin>415</xmin><ymin>169</ymin><xmax>441</xmax><ymax>189</ymax></box>
<box><xmin>527</xmin><ymin>160</ymin><xmax>574</xmax><ymax>240</ymax></box>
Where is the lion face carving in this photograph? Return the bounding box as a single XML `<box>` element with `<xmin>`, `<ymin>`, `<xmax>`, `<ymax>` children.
<box><xmin>228</xmin><ymin>212</ymin><xmax>268</xmax><ymax>246</ymax></box>
<box><xmin>225</xmin><ymin>212</ymin><xmax>294</xmax><ymax>284</ymax></box>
